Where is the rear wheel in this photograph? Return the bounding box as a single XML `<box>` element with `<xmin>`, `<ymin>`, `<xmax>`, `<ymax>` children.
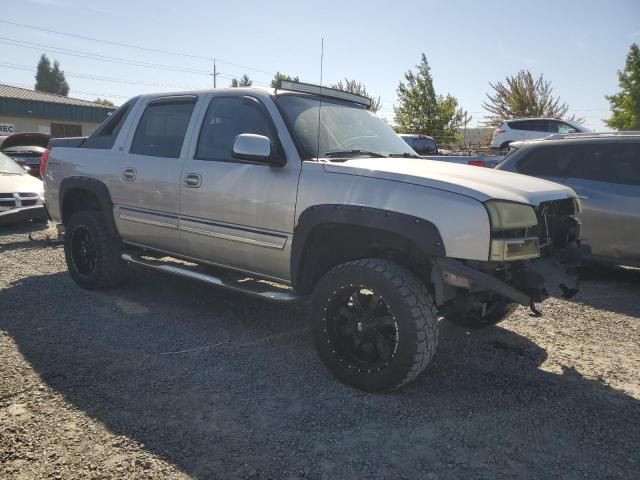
<box><xmin>64</xmin><ymin>210</ymin><xmax>126</xmax><ymax>290</ymax></box>
<box><xmin>311</xmin><ymin>259</ymin><xmax>439</xmax><ymax>392</ymax></box>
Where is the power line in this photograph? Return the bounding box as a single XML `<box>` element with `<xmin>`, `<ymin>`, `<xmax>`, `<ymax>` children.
<box><xmin>0</xmin><ymin>37</ymin><xmax>212</xmax><ymax>75</ymax></box>
<box><xmin>0</xmin><ymin>19</ymin><xmax>277</xmax><ymax>77</ymax></box>
<box><xmin>0</xmin><ymin>62</ymin><xmax>202</xmax><ymax>90</ymax></box>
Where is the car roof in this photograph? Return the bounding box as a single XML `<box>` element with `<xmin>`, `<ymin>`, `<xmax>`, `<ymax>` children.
<box><xmin>398</xmin><ymin>134</ymin><xmax>436</xmax><ymax>140</ymax></box>
<box><xmin>510</xmin><ymin>132</ymin><xmax>640</xmax><ymax>148</ymax></box>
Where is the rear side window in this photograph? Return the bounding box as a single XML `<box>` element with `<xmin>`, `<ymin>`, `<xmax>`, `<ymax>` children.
<box><xmin>130</xmin><ymin>97</ymin><xmax>196</xmax><ymax>158</ymax></box>
<box><xmin>412</xmin><ymin>138</ymin><xmax>437</xmax><ymax>155</ymax></box>
<box><xmin>516</xmin><ymin>145</ymin><xmax>577</xmax><ymax>177</ymax></box>
<box><xmin>573</xmin><ymin>142</ymin><xmax>640</xmax><ymax>186</ymax></box>
<box><xmin>195</xmin><ymin>96</ymin><xmax>276</xmax><ymax>161</ymax></box>
<box><xmin>509</xmin><ymin>120</ymin><xmax>550</xmax><ymax>132</ymax></box>
<box><xmin>83</xmin><ymin>98</ymin><xmax>135</xmax><ymax>149</ymax></box>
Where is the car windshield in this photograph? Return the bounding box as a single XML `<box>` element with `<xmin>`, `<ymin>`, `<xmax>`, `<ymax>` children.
<box><xmin>276</xmin><ymin>94</ymin><xmax>416</xmax><ymax>160</ymax></box>
<box><xmin>0</xmin><ymin>152</ymin><xmax>26</xmax><ymax>175</ymax></box>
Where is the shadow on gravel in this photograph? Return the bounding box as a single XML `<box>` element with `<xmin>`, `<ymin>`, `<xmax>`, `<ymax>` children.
<box><xmin>1</xmin><ymin>269</ymin><xmax>639</xmax><ymax>479</ymax></box>
<box><xmin>570</xmin><ymin>264</ymin><xmax>640</xmax><ymax>318</ymax></box>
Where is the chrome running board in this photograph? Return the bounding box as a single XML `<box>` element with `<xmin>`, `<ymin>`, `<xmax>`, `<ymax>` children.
<box><xmin>121</xmin><ymin>252</ymin><xmax>302</xmax><ymax>304</ymax></box>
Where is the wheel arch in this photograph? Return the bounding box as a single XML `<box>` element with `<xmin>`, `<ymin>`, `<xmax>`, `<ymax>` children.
<box><xmin>59</xmin><ymin>176</ymin><xmax>118</xmax><ymax>237</ymax></box>
<box><xmin>291</xmin><ymin>204</ymin><xmax>446</xmax><ymax>294</ymax></box>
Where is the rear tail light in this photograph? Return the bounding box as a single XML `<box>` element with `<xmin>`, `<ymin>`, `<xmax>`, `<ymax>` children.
<box><xmin>494</xmin><ymin>128</ymin><xmax>506</xmax><ymax>134</ymax></box>
<box><xmin>468</xmin><ymin>160</ymin><xmax>486</xmax><ymax>167</ymax></box>
<box><xmin>40</xmin><ymin>146</ymin><xmax>51</xmax><ymax>177</ymax></box>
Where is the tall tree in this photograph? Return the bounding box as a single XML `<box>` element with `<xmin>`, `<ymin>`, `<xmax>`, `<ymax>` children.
<box><xmin>394</xmin><ymin>53</ymin><xmax>464</xmax><ymax>144</ymax></box>
<box><xmin>605</xmin><ymin>43</ymin><xmax>640</xmax><ymax>130</ymax></box>
<box><xmin>271</xmin><ymin>72</ymin><xmax>299</xmax><ymax>88</ymax></box>
<box><xmin>230</xmin><ymin>74</ymin><xmax>253</xmax><ymax>87</ymax></box>
<box><xmin>482</xmin><ymin>70</ymin><xmax>582</xmax><ymax>126</ymax></box>
<box><xmin>330</xmin><ymin>78</ymin><xmax>382</xmax><ymax>113</ymax></box>
<box><xmin>35</xmin><ymin>55</ymin><xmax>70</xmax><ymax>96</ymax></box>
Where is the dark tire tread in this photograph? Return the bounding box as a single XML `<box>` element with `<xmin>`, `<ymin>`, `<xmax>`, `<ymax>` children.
<box><xmin>64</xmin><ymin>210</ymin><xmax>126</xmax><ymax>290</ymax></box>
<box><xmin>312</xmin><ymin>258</ymin><xmax>439</xmax><ymax>391</ymax></box>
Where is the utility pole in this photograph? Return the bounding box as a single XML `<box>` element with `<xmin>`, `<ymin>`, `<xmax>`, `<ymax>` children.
<box><xmin>211</xmin><ymin>58</ymin><xmax>219</xmax><ymax>88</ymax></box>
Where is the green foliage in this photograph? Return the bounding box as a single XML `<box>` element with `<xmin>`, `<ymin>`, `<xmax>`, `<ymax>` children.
<box><xmin>93</xmin><ymin>98</ymin><xmax>114</xmax><ymax>107</ymax></box>
<box><xmin>271</xmin><ymin>72</ymin><xmax>299</xmax><ymax>88</ymax></box>
<box><xmin>605</xmin><ymin>43</ymin><xmax>640</xmax><ymax>131</ymax></box>
<box><xmin>35</xmin><ymin>54</ymin><xmax>69</xmax><ymax>96</ymax></box>
<box><xmin>330</xmin><ymin>78</ymin><xmax>382</xmax><ymax>113</ymax></box>
<box><xmin>482</xmin><ymin>70</ymin><xmax>582</xmax><ymax>126</ymax></box>
<box><xmin>230</xmin><ymin>74</ymin><xmax>253</xmax><ymax>88</ymax></box>
<box><xmin>394</xmin><ymin>53</ymin><xmax>464</xmax><ymax>144</ymax></box>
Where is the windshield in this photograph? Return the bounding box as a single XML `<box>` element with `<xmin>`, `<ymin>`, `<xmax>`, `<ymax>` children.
<box><xmin>0</xmin><ymin>152</ymin><xmax>27</xmax><ymax>175</ymax></box>
<box><xmin>276</xmin><ymin>94</ymin><xmax>416</xmax><ymax>160</ymax></box>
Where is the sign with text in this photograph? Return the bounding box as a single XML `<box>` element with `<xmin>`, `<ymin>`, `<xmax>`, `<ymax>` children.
<box><xmin>0</xmin><ymin>123</ymin><xmax>15</xmax><ymax>135</ymax></box>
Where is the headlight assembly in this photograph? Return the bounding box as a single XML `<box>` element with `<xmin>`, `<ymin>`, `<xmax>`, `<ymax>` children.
<box><xmin>485</xmin><ymin>200</ymin><xmax>538</xmax><ymax>231</ymax></box>
<box><xmin>485</xmin><ymin>200</ymin><xmax>540</xmax><ymax>261</ymax></box>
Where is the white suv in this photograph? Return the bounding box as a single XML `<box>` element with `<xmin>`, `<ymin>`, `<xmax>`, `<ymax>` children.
<box><xmin>490</xmin><ymin>118</ymin><xmax>589</xmax><ymax>151</ymax></box>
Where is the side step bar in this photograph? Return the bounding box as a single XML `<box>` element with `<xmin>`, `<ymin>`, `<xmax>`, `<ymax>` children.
<box><xmin>121</xmin><ymin>252</ymin><xmax>302</xmax><ymax>304</ymax></box>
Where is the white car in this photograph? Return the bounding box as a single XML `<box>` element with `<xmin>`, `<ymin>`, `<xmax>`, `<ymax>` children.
<box><xmin>0</xmin><ymin>152</ymin><xmax>46</xmax><ymax>225</ymax></box>
<box><xmin>490</xmin><ymin>118</ymin><xmax>589</xmax><ymax>151</ymax></box>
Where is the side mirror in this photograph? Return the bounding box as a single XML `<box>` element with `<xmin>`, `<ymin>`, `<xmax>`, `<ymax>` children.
<box><xmin>231</xmin><ymin>134</ymin><xmax>284</xmax><ymax>166</ymax></box>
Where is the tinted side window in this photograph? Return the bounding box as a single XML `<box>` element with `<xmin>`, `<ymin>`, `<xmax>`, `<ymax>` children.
<box><xmin>574</xmin><ymin>142</ymin><xmax>640</xmax><ymax>186</ymax></box>
<box><xmin>130</xmin><ymin>99</ymin><xmax>196</xmax><ymax>158</ymax></box>
<box><xmin>412</xmin><ymin>138</ymin><xmax>437</xmax><ymax>155</ymax></box>
<box><xmin>517</xmin><ymin>145</ymin><xmax>577</xmax><ymax>177</ymax></box>
<box><xmin>509</xmin><ymin>120</ymin><xmax>549</xmax><ymax>132</ymax></box>
<box><xmin>83</xmin><ymin>98</ymin><xmax>134</xmax><ymax>149</ymax></box>
<box><xmin>196</xmin><ymin>96</ymin><xmax>276</xmax><ymax>161</ymax></box>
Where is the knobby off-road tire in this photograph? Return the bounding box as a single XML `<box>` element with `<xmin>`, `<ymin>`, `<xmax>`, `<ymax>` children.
<box><xmin>64</xmin><ymin>210</ymin><xmax>126</xmax><ymax>290</ymax></box>
<box><xmin>311</xmin><ymin>258</ymin><xmax>439</xmax><ymax>392</ymax></box>
<box><xmin>445</xmin><ymin>299</ymin><xmax>517</xmax><ymax>329</ymax></box>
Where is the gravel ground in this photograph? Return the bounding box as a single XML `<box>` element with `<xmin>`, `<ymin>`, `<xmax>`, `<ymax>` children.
<box><xmin>1</xmin><ymin>222</ymin><xmax>639</xmax><ymax>479</ymax></box>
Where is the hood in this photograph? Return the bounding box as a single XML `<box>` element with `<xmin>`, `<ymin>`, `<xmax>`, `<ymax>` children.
<box><xmin>0</xmin><ymin>133</ymin><xmax>51</xmax><ymax>151</ymax></box>
<box><xmin>0</xmin><ymin>171</ymin><xmax>44</xmax><ymax>194</ymax></box>
<box><xmin>322</xmin><ymin>158</ymin><xmax>577</xmax><ymax>206</ymax></box>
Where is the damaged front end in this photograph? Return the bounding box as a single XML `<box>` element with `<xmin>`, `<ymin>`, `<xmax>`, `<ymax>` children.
<box><xmin>432</xmin><ymin>197</ymin><xmax>590</xmax><ymax>317</ymax></box>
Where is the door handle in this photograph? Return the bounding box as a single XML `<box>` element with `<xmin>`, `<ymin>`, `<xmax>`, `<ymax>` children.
<box><xmin>121</xmin><ymin>167</ymin><xmax>137</xmax><ymax>181</ymax></box>
<box><xmin>183</xmin><ymin>173</ymin><xmax>202</xmax><ymax>188</ymax></box>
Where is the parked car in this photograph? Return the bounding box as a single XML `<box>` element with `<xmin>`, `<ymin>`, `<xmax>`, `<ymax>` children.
<box><xmin>0</xmin><ymin>151</ymin><xmax>46</xmax><ymax>225</ymax></box>
<box><xmin>399</xmin><ymin>133</ymin><xmax>502</xmax><ymax>167</ymax></box>
<box><xmin>497</xmin><ymin>132</ymin><xmax>640</xmax><ymax>267</ymax></box>
<box><xmin>0</xmin><ymin>132</ymin><xmax>52</xmax><ymax>178</ymax></box>
<box><xmin>44</xmin><ymin>81</ymin><xmax>585</xmax><ymax>392</ymax></box>
<box><xmin>398</xmin><ymin>134</ymin><xmax>439</xmax><ymax>155</ymax></box>
<box><xmin>490</xmin><ymin>118</ymin><xmax>589</xmax><ymax>152</ymax></box>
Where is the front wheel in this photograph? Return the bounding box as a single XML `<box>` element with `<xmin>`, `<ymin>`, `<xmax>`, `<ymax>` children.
<box><xmin>311</xmin><ymin>259</ymin><xmax>439</xmax><ymax>392</ymax></box>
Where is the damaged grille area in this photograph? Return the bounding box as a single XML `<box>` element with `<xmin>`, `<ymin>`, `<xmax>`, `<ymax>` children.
<box><xmin>536</xmin><ymin>198</ymin><xmax>579</xmax><ymax>254</ymax></box>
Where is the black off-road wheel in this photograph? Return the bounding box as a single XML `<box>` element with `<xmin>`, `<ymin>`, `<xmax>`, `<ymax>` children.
<box><xmin>64</xmin><ymin>210</ymin><xmax>126</xmax><ymax>290</ymax></box>
<box><xmin>444</xmin><ymin>297</ymin><xmax>517</xmax><ymax>329</ymax></box>
<box><xmin>311</xmin><ymin>258</ymin><xmax>439</xmax><ymax>392</ymax></box>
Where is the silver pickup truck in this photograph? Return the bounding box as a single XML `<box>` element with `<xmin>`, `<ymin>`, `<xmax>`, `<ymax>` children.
<box><xmin>43</xmin><ymin>81</ymin><xmax>585</xmax><ymax>392</ymax></box>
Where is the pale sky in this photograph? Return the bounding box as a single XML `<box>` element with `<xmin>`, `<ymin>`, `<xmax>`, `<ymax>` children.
<box><xmin>2</xmin><ymin>0</ymin><xmax>639</xmax><ymax>130</ymax></box>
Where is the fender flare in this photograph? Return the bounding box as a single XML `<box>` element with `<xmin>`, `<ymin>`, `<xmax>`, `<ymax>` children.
<box><xmin>59</xmin><ymin>176</ymin><xmax>118</xmax><ymax>236</ymax></box>
<box><xmin>290</xmin><ymin>204</ymin><xmax>446</xmax><ymax>290</ymax></box>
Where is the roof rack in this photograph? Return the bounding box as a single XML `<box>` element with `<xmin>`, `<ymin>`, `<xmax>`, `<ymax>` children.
<box><xmin>544</xmin><ymin>131</ymin><xmax>640</xmax><ymax>140</ymax></box>
<box><xmin>275</xmin><ymin>80</ymin><xmax>372</xmax><ymax>109</ymax></box>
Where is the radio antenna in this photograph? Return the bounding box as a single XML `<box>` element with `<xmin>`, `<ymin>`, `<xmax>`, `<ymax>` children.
<box><xmin>316</xmin><ymin>37</ymin><xmax>324</xmax><ymax>161</ymax></box>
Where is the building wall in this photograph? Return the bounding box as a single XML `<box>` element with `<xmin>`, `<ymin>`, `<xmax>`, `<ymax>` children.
<box><xmin>0</xmin><ymin>115</ymin><xmax>101</xmax><ymax>136</ymax></box>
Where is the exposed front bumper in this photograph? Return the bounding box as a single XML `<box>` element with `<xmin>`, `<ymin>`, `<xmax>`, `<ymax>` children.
<box><xmin>0</xmin><ymin>205</ymin><xmax>47</xmax><ymax>225</ymax></box>
<box><xmin>431</xmin><ymin>245</ymin><xmax>589</xmax><ymax>309</ymax></box>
